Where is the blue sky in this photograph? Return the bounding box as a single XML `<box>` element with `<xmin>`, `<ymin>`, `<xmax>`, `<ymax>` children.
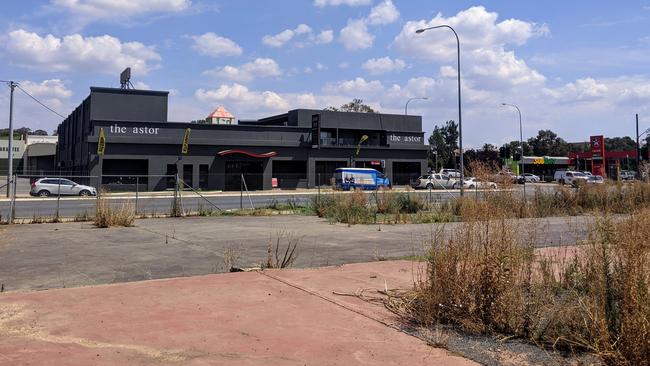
<box><xmin>1</xmin><ymin>0</ymin><xmax>650</xmax><ymax>147</ymax></box>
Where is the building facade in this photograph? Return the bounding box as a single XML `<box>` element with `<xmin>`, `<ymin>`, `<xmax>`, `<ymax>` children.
<box><xmin>56</xmin><ymin>87</ymin><xmax>428</xmax><ymax>191</ymax></box>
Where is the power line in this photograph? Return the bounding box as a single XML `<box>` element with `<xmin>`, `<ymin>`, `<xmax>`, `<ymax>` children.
<box><xmin>15</xmin><ymin>84</ymin><xmax>66</xmax><ymax>119</ymax></box>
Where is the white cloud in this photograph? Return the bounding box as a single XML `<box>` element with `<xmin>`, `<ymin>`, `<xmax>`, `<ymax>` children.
<box><xmin>195</xmin><ymin>83</ymin><xmax>290</xmax><ymax>112</ymax></box>
<box><xmin>314</xmin><ymin>0</ymin><xmax>371</xmax><ymax>7</ymax></box>
<box><xmin>324</xmin><ymin>77</ymin><xmax>384</xmax><ymax>95</ymax></box>
<box><xmin>542</xmin><ymin>78</ymin><xmax>610</xmax><ymax>103</ymax></box>
<box><xmin>4</xmin><ymin>29</ymin><xmax>161</xmax><ymax>74</ymax></box>
<box><xmin>392</xmin><ymin>6</ymin><xmax>547</xmax><ymax>89</ymax></box>
<box><xmin>470</xmin><ymin>48</ymin><xmax>545</xmax><ymax>87</ymax></box>
<box><xmin>191</xmin><ymin>32</ymin><xmax>243</xmax><ymax>57</ymax></box>
<box><xmin>362</xmin><ymin>57</ymin><xmax>406</xmax><ymax>75</ymax></box>
<box><xmin>316</xmin><ymin>63</ymin><xmax>327</xmax><ymax>71</ymax></box>
<box><xmin>51</xmin><ymin>0</ymin><xmax>191</xmax><ymax>26</ymax></box>
<box><xmin>204</xmin><ymin>58</ymin><xmax>282</xmax><ymax>82</ymax></box>
<box><xmin>262</xmin><ymin>29</ymin><xmax>295</xmax><ymax>47</ymax></box>
<box><xmin>263</xmin><ymin>25</ymin><xmax>333</xmax><ymax>48</ymax></box>
<box><xmin>133</xmin><ymin>81</ymin><xmax>152</xmax><ymax>90</ymax></box>
<box><xmin>19</xmin><ymin>79</ymin><xmax>72</xmax><ymax>100</ymax></box>
<box><xmin>315</xmin><ymin>30</ymin><xmax>334</xmax><ymax>44</ymax></box>
<box><xmin>339</xmin><ymin>19</ymin><xmax>374</xmax><ymax>50</ymax></box>
<box><xmin>337</xmin><ymin>0</ymin><xmax>399</xmax><ymax>51</ymax></box>
<box><xmin>295</xmin><ymin>24</ymin><xmax>312</xmax><ymax>34</ymax></box>
<box><xmin>367</xmin><ymin>0</ymin><xmax>399</xmax><ymax>25</ymax></box>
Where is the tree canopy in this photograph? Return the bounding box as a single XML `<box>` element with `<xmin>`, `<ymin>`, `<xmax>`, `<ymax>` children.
<box><xmin>526</xmin><ymin>130</ymin><xmax>569</xmax><ymax>156</ymax></box>
<box><xmin>428</xmin><ymin>120</ymin><xmax>459</xmax><ymax>170</ymax></box>
<box><xmin>325</xmin><ymin>99</ymin><xmax>376</xmax><ymax>113</ymax></box>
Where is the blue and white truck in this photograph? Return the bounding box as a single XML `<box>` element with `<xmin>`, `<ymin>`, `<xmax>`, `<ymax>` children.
<box><xmin>334</xmin><ymin>168</ymin><xmax>391</xmax><ymax>190</ymax></box>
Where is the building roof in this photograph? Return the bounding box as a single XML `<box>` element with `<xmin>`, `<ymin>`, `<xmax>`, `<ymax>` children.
<box><xmin>207</xmin><ymin>106</ymin><xmax>234</xmax><ymax>119</ymax></box>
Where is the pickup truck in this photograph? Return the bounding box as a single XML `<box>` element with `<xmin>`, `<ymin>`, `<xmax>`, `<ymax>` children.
<box><xmin>411</xmin><ymin>174</ymin><xmax>458</xmax><ymax>189</ymax></box>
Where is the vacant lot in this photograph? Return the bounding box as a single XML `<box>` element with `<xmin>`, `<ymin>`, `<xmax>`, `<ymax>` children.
<box><xmin>0</xmin><ymin>215</ymin><xmax>589</xmax><ymax>292</ymax></box>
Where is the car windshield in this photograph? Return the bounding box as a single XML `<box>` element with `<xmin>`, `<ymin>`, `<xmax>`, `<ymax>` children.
<box><xmin>573</xmin><ymin>172</ymin><xmax>586</xmax><ymax>177</ymax></box>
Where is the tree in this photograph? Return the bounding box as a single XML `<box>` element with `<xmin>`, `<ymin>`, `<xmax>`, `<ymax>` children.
<box><xmin>325</xmin><ymin>99</ymin><xmax>376</xmax><ymax>113</ymax></box>
<box><xmin>605</xmin><ymin>136</ymin><xmax>636</xmax><ymax>151</ymax></box>
<box><xmin>464</xmin><ymin>144</ymin><xmax>499</xmax><ymax>167</ymax></box>
<box><xmin>527</xmin><ymin>130</ymin><xmax>569</xmax><ymax>156</ymax></box>
<box><xmin>32</xmin><ymin>129</ymin><xmax>48</xmax><ymax>136</ymax></box>
<box><xmin>428</xmin><ymin>120</ymin><xmax>459</xmax><ymax>170</ymax></box>
<box><xmin>0</xmin><ymin>126</ymin><xmax>32</xmax><ymax>138</ymax></box>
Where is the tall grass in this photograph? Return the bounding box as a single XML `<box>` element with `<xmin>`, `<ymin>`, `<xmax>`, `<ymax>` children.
<box><xmin>394</xmin><ymin>197</ymin><xmax>650</xmax><ymax>365</ymax></box>
<box><xmin>95</xmin><ymin>196</ymin><xmax>136</xmax><ymax>228</ymax></box>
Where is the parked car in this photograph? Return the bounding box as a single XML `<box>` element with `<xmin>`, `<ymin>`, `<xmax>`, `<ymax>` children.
<box><xmin>30</xmin><ymin>178</ymin><xmax>97</xmax><ymax>197</ymax></box>
<box><xmin>334</xmin><ymin>168</ymin><xmax>390</xmax><ymax>191</ymax></box>
<box><xmin>521</xmin><ymin>173</ymin><xmax>540</xmax><ymax>183</ymax></box>
<box><xmin>493</xmin><ymin>171</ymin><xmax>523</xmax><ymax>184</ymax></box>
<box><xmin>411</xmin><ymin>173</ymin><xmax>457</xmax><ymax>190</ymax></box>
<box><xmin>462</xmin><ymin>177</ymin><xmax>497</xmax><ymax>189</ymax></box>
<box><xmin>554</xmin><ymin>170</ymin><xmax>589</xmax><ymax>186</ymax></box>
<box><xmin>586</xmin><ymin>175</ymin><xmax>605</xmax><ymax>184</ymax></box>
<box><xmin>439</xmin><ymin>168</ymin><xmax>461</xmax><ymax>179</ymax></box>
<box><xmin>620</xmin><ymin>170</ymin><xmax>636</xmax><ymax>181</ymax></box>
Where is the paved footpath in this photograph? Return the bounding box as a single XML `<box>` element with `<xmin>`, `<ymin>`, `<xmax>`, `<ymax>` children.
<box><xmin>0</xmin><ymin>261</ymin><xmax>474</xmax><ymax>366</ymax></box>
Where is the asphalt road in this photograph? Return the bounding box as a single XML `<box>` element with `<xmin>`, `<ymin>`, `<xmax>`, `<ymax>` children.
<box><xmin>0</xmin><ymin>184</ymin><xmax>557</xmax><ymax>220</ymax></box>
<box><xmin>0</xmin><ymin>190</ymin><xmax>462</xmax><ymax>219</ymax></box>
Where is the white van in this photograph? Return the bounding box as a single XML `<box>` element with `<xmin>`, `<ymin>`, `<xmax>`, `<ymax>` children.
<box><xmin>554</xmin><ymin>170</ymin><xmax>589</xmax><ymax>186</ymax></box>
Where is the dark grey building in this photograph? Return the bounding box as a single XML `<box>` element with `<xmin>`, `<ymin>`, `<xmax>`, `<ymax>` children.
<box><xmin>56</xmin><ymin>87</ymin><xmax>428</xmax><ymax>191</ymax></box>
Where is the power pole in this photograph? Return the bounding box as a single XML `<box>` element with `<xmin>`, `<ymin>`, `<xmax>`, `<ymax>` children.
<box><xmin>6</xmin><ymin>81</ymin><xmax>16</xmax><ymax>198</ymax></box>
<box><xmin>628</xmin><ymin>113</ymin><xmax>641</xmax><ymax>179</ymax></box>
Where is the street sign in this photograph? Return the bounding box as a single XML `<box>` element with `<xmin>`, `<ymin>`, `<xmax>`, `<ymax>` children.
<box><xmin>181</xmin><ymin>128</ymin><xmax>191</xmax><ymax>154</ymax></box>
<box><xmin>97</xmin><ymin>128</ymin><xmax>106</xmax><ymax>156</ymax></box>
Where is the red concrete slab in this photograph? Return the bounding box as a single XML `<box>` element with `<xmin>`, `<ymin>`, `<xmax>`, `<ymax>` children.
<box><xmin>0</xmin><ymin>261</ymin><xmax>474</xmax><ymax>366</ymax></box>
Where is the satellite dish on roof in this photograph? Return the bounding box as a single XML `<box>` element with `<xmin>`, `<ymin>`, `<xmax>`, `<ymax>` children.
<box><xmin>120</xmin><ymin>67</ymin><xmax>133</xmax><ymax>89</ymax></box>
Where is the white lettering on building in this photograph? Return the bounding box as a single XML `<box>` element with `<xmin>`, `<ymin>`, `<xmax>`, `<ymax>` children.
<box><xmin>389</xmin><ymin>134</ymin><xmax>422</xmax><ymax>143</ymax></box>
<box><xmin>109</xmin><ymin>124</ymin><xmax>159</xmax><ymax>135</ymax></box>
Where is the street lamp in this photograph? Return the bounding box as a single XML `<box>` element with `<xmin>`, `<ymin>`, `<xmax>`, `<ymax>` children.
<box><xmin>416</xmin><ymin>25</ymin><xmax>464</xmax><ymax>196</ymax></box>
<box><xmin>405</xmin><ymin>97</ymin><xmax>428</xmax><ymax>115</ymax></box>
<box><xmin>501</xmin><ymin>103</ymin><xmax>526</xmax><ymax>200</ymax></box>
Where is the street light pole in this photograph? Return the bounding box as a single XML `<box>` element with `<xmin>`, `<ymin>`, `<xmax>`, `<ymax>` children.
<box><xmin>416</xmin><ymin>25</ymin><xmax>464</xmax><ymax>196</ymax></box>
<box><xmin>405</xmin><ymin>97</ymin><xmax>428</xmax><ymax>115</ymax></box>
<box><xmin>501</xmin><ymin>103</ymin><xmax>525</xmax><ymax>200</ymax></box>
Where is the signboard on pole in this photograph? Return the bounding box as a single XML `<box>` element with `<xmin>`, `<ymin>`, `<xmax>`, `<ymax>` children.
<box><xmin>590</xmin><ymin>135</ymin><xmax>606</xmax><ymax>176</ymax></box>
<box><xmin>97</xmin><ymin>128</ymin><xmax>106</xmax><ymax>155</ymax></box>
<box><xmin>181</xmin><ymin>128</ymin><xmax>191</xmax><ymax>154</ymax></box>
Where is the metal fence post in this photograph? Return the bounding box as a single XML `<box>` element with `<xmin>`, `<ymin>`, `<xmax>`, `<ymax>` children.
<box><xmin>8</xmin><ymin>174</ymin><xmax>16</xmax><ymax>224</ymax></box>
<box><xmin>135</xmin><ymin>176</ymin><xmax>139</xmax><ymax>215</ymax></box>
<box><xmin>56</xmin><ymin>171</ymin><xmax>61</xmax><ymax>220</ymax></box>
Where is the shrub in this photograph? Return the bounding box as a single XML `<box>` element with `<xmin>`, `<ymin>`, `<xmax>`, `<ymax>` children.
<box><xmin>396</xmin><ymin>204</ymin><xmax>650</xmax><ymax>365</ymax></box>
<box><xmin>95</xmin><ymin>197</ymin><xmax>135</xmax><ymax>228</ymax></box>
